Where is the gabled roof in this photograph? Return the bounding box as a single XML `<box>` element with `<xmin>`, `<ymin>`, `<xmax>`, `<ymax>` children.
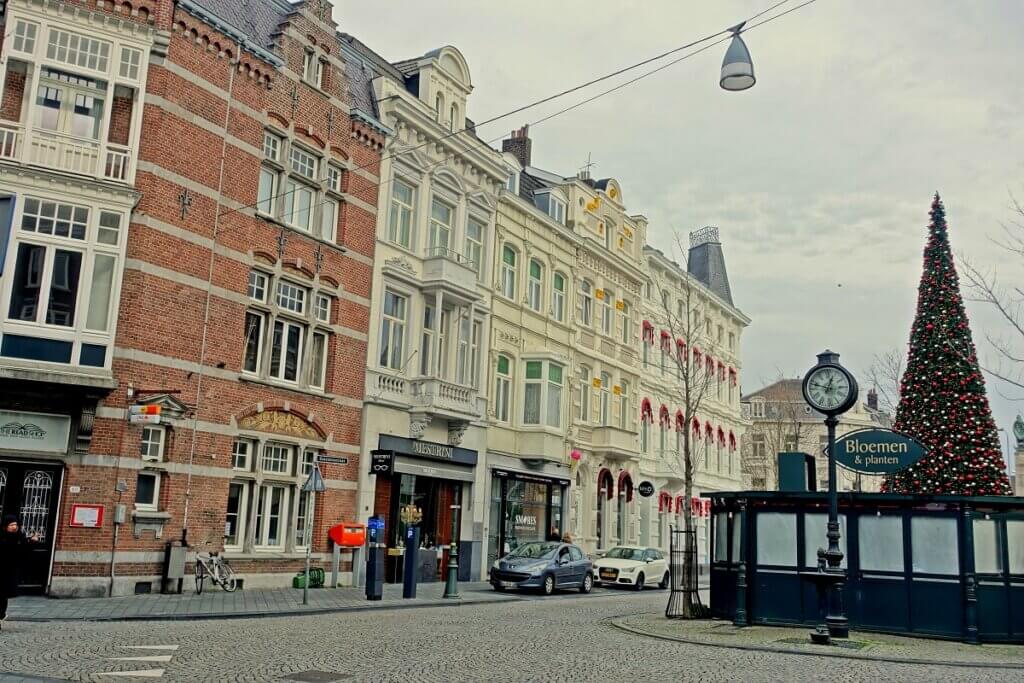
<box><xmin>742</xmin><ymin>379</ymin><xmax>803</xmax><ymax>403</ymax></box>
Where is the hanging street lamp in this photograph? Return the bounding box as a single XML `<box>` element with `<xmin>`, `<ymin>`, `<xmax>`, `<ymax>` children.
<box><xmin>720</xmin><ymin>22</ymin><xmax>756</xmax><ymax>92</ymax></box>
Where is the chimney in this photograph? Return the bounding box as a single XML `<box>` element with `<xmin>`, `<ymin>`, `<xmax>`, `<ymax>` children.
<box><xmin>502</xmin><ymin>125</ymin><xmax>532</xmax><ymax>167</ymax></box>
<box><xmin>687</xmin><ymin>227</ymin><xmax>734</xmax><ymax>306</ymax></box>
<box><xmin>867</xmin><ymin>388</ymin><xmax>878</xmax><ymax>411</ymax></box>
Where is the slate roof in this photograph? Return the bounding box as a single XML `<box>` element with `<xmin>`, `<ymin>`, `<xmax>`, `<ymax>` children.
<box><xmin>743</xmin><ymin>379</ymin><xmax>803</xmax><ymax>403</ymax></box>
<box><xmin>191</xmin><ymin>0</ymin><xmax>292</xmax><ymax>51</ymax></box>
<box><xmin>688</xmin><ymin>237</ymin><xmax>734</xmax><ymax>306</ymax></box>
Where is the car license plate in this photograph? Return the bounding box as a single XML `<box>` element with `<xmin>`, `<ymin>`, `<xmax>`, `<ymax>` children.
<box><xmin>500</xmin><ymin>581</ymin><xmax>517</xmax><ymax>588</ymax></box>
<box><xmin>600</xmin><ymin>570</ymin><xmax>616</xmax><ymax>580</ymax></box>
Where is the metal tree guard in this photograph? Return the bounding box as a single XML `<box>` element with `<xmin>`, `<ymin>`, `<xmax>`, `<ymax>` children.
<box><xmin>666</xmin><ymin>526</ymin><xmax>708</xmax><ymax>618</ymax></box>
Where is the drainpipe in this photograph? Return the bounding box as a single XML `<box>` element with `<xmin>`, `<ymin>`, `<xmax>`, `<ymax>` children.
<box><xmin>182</xmin><ymin>42</ymin><xmax>240</xmax><ymax>547</ymax></box>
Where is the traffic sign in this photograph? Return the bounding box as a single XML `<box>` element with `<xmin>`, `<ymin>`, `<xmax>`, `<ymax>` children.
<box><xmin>302</xmin><ymin>465</ymin><xmax>327</xmax><ymax>493</ymax></box>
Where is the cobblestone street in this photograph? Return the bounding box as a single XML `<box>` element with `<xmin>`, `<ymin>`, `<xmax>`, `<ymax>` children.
<box><xmin>1</xmin><ymin>590</ymin><xmax>1021</xmax><ymax>682</ymax></box>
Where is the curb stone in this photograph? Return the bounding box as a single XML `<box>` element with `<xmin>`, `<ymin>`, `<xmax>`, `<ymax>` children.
<box><xmin>609</xmin><ymin>618</ymin><xmax>1024</xmax><ymax>670</ymax></box>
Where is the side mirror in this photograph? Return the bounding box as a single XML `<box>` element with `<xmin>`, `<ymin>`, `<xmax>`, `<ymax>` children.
<box><xmin>559</xmin><ymin>557</ymin><xmax>570</xmax><ymax>566</ymax></box>
<box><xmin>645</xmin><ymin>558</ymin><xmax>654</xmax><ymax>563</ymax></box>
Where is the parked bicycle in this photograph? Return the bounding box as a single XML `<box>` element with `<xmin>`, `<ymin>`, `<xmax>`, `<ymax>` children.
<box><xmin>194</xmin><ymin>544</ymin><xmax>237</xmax><ymax>594</ymax></box>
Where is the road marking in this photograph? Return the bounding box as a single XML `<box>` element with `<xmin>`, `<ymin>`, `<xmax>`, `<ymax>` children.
<box><xmin>120</xmin><ymin>646</ymin><xmax>180</xmax><ymax>651</ymax></box>
<box><xmin>110</xmin><ymin>656</ymin><xmax>173</xmax><ymax>663</ymax></box>
<box><xmin>96</xmin><ymin>670</ymin><xmax>166</xmax><ymax>678</ymax></box>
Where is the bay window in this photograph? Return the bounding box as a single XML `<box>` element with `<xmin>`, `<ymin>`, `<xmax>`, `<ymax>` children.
<box><xmin>428</xmin><ymin>197</ymin><xmax>452</xmax><ymax>253</ymax></box>
<box><xmin>35</xmin><ymin>68</ymin><xmax>105</xmax><ymax>140</ymax></box>
<box><xmin>495</xmin><ymin>355</ymin><xmax>512</xmax><ymax>422</ymax></box>
<box><xmin>241</xmin><ymin>270</ymin><xmax>333</xmax><ymax>391</ymax></box>
<box><xmin>1</xmin><ymin>195</ymin><xmax>125</xmax><ymax>370</ymax></box>
<box><xmin>523</xmin><ymin>360</ymin><xmax>563</xmax><ymax>428</ymax></box>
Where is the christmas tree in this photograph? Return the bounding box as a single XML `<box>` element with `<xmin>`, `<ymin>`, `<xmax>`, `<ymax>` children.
<box><xmin>883</xmin><ymin>194</ymin><xmax>1012</xmax><ymax>496</ymax></box>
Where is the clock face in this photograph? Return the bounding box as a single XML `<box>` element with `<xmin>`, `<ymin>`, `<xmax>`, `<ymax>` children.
<box><xmin>805</xmin><ymin>366</ymin><xmax>852</xmax><ymax>412</ymax></box>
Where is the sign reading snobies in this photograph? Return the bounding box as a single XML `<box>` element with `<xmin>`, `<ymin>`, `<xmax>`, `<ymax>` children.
<box><xmin>828</xmin><ymin>428</ymin><xmax>928</xmax><ymax>475</ymax></box>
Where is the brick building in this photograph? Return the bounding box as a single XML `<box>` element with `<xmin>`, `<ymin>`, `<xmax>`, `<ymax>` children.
<box><xmin>0</xmin><ymin>0</ymin><xmax>385</xmax><ymax>596</ymax></box>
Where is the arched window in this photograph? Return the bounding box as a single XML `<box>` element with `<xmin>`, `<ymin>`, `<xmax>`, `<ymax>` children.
<box><xmin>501</xmin><ymin>245</ymin><xmax>517</xmax><ymax>299</ymax></box>
<box><xmin>580</xmin><ymin>280</ymin><xmax>593</xmax><ymax>327</ymax></box>
<box><xmin>600</xmin><ymin>288</ymin><xmax>614</xmax><ymax>336</ymax></box>
<box><xmin>494</xmin><ymin>354</ymin><xmax>512</xmax><ymax>422</ymax></box>
<box><xmin>599</xmin><ymin>371</ymin><xmax>611</xmax><ymax>425</ymax></box>
<box><xmin>552</xmin><ymin>272</ymin><xmax>566</xmax><ymax>322</ymax></box>
<box><xmin>527</xmin><ymin>259</ymin><xmax>543</xmax><ymax>312</ymax></box>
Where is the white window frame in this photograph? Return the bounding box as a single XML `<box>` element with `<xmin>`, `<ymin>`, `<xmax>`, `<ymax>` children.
<box><xmin>580</xmin><ymin>280</ymin><xmax>593</xmax><ymax>327</ymax></box>
<box><xmin>261</xmin><ymin>443</ymin><xmax>294</xmax><ymax>475</ymax></box>
<box><xmin>269</xmin><ymin>318</ymin><xmax>305</xmax><ymax>382</ymax></box>
<box><xmin>315</xmin><ymin>294</ymin><xmax>331</xmax><ymax>323</ymax></box>
<box><xmin>232</xmin><ymin>439</ymin><xmax>253</xmax><ymax>471</ymax></box>
<box><xmin>527</xmin><ymin>259</ymin><xmax>543</xmax><ymax>312</ymax></box>
<box><xmin>501</xmin><ymin>245</ymin><xmax>518</xmax><ymax>300</ymax></box>
<box><xmin>600</xmin><ymin>289</ymin><xmax>614</xmax><ymax>336</ymax></box>
<box><xmin>379</xmin><ymin>289</ymin><xmax>407</xmax><ymax>371</ymax></box>
<box><xmin>620</xmin><ymin>301</ymin><xmax>631</xmax><ymax>345</ymax></box>
<box><xmin>599</xmin><ymin>371</ymin><xmax>611</xmax><ymax>426</ymax></box>
<box><xmin>308</xmin><ymin>330</ymin><xmax>328</xmax><ymax>390</ymax></box>
<box><xmin>522</xmin><ymin>360</ymin><xmax>563</xmax><ymax>428</ymax></box>
<box><xmin>495</xmin><ymin>355</ymin><xmax>512</xmax><ymax>423</ymax></box>
<box><xmin>242</xmin><ymin>311</ymin><xmax>266</xmax><ymax>375</ymax></box>
<box><xmin>248</xmin><ymin>270</ymin><xmax>268</xmax><ymax>303</ymax></box>
<box><xmin>140</xmin><ymin>425</ymin><xmax>165</xmax><ymax>462</ymax></box>
<box><xmin>388</xmin><ymin>179</ymin><xmax>415</xmax><ymax>249</ymax></box>
<box><xmin>618</xmin><ymin>381</ymin><xmax>629</xmax><ymax>430</ymax></box>
<box><xmin>253</xmin><ymin>483</ymin><xmax>290</xmax><ymax>550</ymax></box>
<box><xmin>465</xmin><ymin>216</ymin><xmax>484</xmax><ymax>275</ymax></box>
<box><xmin>134</xmin><ymin>471</ymin><xmax>160</xmax><ymax>512</ymax></box>
<box><xmin>552</xmin><ymin>272</ymin><xmax>566</xmax><ymax>322</ymax></box>
<box><xmin>428</xmin><ymin>197</ymin><xmax>453</xmax><ymax>253</ymax></box>
<box><xmin>578</xmin><ymin>365</ymin><xmax>591</xmax><ymax>423</ymax></box>
<box><xmin>276</xmin><ymin>280</ymin><xmax>306</xmax><ymax>315</ymax></box>
<box><xmin>224</xmin><ymin>481</ymin><xmax>248</xmax><ymax>550</ymax></box>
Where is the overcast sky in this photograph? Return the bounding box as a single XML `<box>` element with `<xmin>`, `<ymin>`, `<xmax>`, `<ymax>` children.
<box><xmin>336</xmin><ymin>0</ymin><xmax>1024</xmax><ymax>469</ymax></box>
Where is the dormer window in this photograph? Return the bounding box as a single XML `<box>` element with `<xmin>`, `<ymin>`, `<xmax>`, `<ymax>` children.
<box><xmin>534</xmin><ymin>190</ymin><xmax>566</xmax><ymax>225</ymax></box>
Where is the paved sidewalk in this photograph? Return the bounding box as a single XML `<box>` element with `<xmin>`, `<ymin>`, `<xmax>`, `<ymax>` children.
<box><xmin>8</xmin><ymin>579</ymin><xmax>677</xmax><ymax>623</ymax></box>
<box><xmin>613</xmin><ymin>613</ymin><xmax>1024</xmax><ymax>669</ymax></box>
<box><xmin>6</xmin><ymin>581</ymin><xmax>519</xmax><ymax>622</ymax></box>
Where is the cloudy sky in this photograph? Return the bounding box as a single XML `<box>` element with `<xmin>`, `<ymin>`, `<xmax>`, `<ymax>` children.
<box><xmin>336</xmin><ymin>0</ymin><xmax>1024</xmax><ymax>469</ymax></box>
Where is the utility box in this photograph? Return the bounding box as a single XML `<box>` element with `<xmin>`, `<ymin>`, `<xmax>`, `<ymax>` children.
<box><xmin>777</xmin><ymin>452</ymin><xmax>817</xmax><ymax>492</ymax></box>
<box><xmin>161</xmin><ymin>542</ymin><xmax>187</xmax><ymax>594</ymax></box>
<box><xmin>329</xmin><ymin>523</ymin><xmax>366</xmax><ymax>548</ymax></box>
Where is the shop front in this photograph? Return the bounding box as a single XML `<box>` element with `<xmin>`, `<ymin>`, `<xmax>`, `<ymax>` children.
<box><xmin>371</xmin><ymin>435</ymin><xmax>478</xmax><ymax>583</ymax></box>
<box><xmin>0</xmin><ymin>406</ymin><xmax>73</xmax><ymax>594</ymax></box>
<box><xmin>487</xmin><ymin>469</ymin><xmax>570</xmax><ymax>567</ymax></box>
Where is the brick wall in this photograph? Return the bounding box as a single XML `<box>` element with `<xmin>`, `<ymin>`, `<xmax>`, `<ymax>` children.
<box><xmin>46</xmin><ymin>0</ymin><xmax>382</xmax><ymax>592</ymax></box>
<box><xmin>0</xmin><ymin>69</ymin><xmax>25</xmax><ymax>123</ymax></box>
<box><xmin>107</xmin><ymin>92</ymin><xmax>134</xmax><ymax>145</ymax></box>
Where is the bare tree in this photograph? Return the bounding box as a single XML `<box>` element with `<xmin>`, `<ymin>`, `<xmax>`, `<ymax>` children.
<box><xmin>745</xmin><ymin>391</ymin><xmax>818</xmax><ymax>489</ymax></box>
<box><xmin>654</xmin><ymin>232</ymin><xmax>721</xmax><ymax>619</ymax></box>
<box><xmin>959</xmin><ymin>192</ymin><xmax>1024</xmax><ymax>397</ymax></box>
<box><xmin>865</xmin><ymin>350</ymin><xmax>904</xmax><ymax>414</ymax></box>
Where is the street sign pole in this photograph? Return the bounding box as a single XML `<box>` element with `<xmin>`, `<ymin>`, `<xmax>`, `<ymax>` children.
<box><xmin>301</xmin><ymin>462</ymin><xmax>327</xmax><ymax>606</ymax></box>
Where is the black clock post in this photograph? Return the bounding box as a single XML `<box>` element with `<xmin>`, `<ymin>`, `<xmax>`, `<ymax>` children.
<box><xmin>801</xmin><ymin>350</ymin><xmax>859</xmax><ymax>642</ymax></box>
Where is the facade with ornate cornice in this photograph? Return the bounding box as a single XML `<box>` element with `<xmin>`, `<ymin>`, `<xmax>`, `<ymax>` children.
<box><xmin>347</xmin><ymin>40</ymin><xmax>507</xmax><ymax>582</ymax></box>
<box><xmin>638</xmin><ymin>237</ymin><xmax>749</xmax><ymax>564</ymax></box>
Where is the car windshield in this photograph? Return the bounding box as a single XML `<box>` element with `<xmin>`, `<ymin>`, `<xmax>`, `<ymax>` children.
<box><xmin>507</xmin><ymin>542</ymin><xmax>560</xmax><ymax>559</ymax></box>
<box><xmin>605</xmin><ymin>547</ymin><xmax>646</xmax><ymax>561</ymax></box>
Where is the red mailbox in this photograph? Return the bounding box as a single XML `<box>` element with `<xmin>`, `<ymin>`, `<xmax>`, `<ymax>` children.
<box><xmin>329</xmin><ymin>523</ymin><xmax>366</xmax><ymax>548</ymax></box>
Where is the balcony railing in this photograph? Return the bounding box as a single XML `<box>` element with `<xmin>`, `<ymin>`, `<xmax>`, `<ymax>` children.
<box><xmin>409</xmin><ymin>376</ymin><xmax>479</xmax><ymax>418</ymax></box>
<box><xmin>424</xmin><ymin>246</ymin><xmax>476</xmax><ymax>270</ymax></box>
<box><xmin>0</xmin><ymin>123</ymin><xmax>132</xmax><ymax>183</ymax></box>
<box><xmin>422</xmin><ymin>246</ymin><xmax>480</xmax><ymax>301</ymax></box>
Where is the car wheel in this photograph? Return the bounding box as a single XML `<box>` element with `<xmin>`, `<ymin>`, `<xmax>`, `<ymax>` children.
<box><xmin>634</xmin><ymin>573</ymin><xmax>645</xmax><ymax>591</ymax></box>
<box><xmin>659</xmin><ymin>571</ymin><xmax>670</xmax><ymax>590</ymax></box>
<box><xmin>542</xmin><ymin>574</ymin><xmax>555</xmax><ymax>596</ymax></box>
<box><xmin>580</xmin><ymin>573</ymin><xmax>593</xmax><ymax>594</ymax></box>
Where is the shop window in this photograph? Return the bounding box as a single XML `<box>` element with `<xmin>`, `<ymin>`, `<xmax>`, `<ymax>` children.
<box><xmin>139</xmin><ymin>426</ymin><xmax>165</xmax><ymax>462</ymax></box>
<box><xmin>911</xmin><ymin>517</ymin><xmax>959</xmax><ymax>575</ymax></box>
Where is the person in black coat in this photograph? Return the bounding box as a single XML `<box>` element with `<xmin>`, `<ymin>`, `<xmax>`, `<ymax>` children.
<box><xmin>1</xmin><ymin>515</ymin><xmax>38</xmax><ymax>627</ymax></box>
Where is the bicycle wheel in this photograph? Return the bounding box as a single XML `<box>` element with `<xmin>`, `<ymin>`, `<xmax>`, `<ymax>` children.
<box><xmin>218</xmin><ymin>561</ymin><xmax>238</xmax><ymax>593</ymax></box>
<box><xmin>195</xmin><ymin>560</ymin><xmax>205</xmax><ymax>595</ymax></box>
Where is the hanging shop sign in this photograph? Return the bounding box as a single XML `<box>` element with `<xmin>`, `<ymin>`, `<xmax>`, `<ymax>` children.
<box><xmin>377</xmin><ymin>435</ymin><xmax>478</xmax><ymax>467</ymax></box>
<box><xmin>637</xmin><ymin>481</ymin><xmax>655</xmax><ymax>498</ymax></box>
<box><xmin>830</xmin><ymin>428</ymin><xmax>928</xmax><ymax>475</ymax></box>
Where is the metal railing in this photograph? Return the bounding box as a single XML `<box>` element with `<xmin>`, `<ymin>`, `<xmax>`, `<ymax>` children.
<box><xmin>424</xmin><ymin>245</ymin><xmax>476</xmax><ymax>270</ymax></box>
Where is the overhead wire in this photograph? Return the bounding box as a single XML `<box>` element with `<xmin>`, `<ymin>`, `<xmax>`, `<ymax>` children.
<box><xmin>216</xmin><ymin>0</ymin><xmax>803</xmax><ymax>220</ymax></box>
<box><xmin>216</xmin><ymin>0</ymin><xmax>818</xmax><ymax>225</ymax></box>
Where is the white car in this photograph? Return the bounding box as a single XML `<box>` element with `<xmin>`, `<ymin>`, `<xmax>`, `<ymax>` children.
<box><xmin>593</xmin><ymin>546</ymin><xmax>670</xmax><ymax>590</ymax></box>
